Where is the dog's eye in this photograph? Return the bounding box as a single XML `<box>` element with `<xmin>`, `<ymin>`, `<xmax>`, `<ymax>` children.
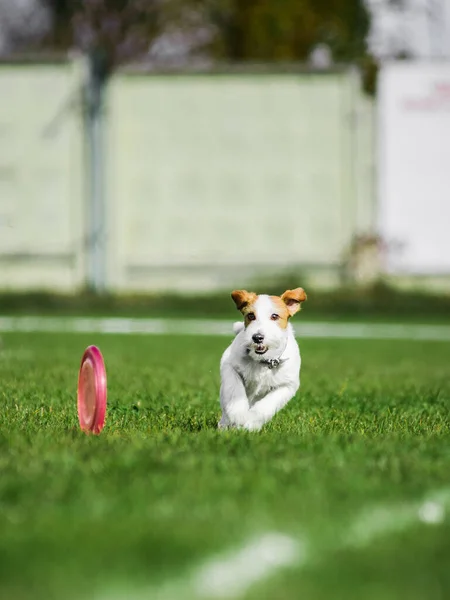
<box><xmin>271</xmin><ymin>314</ymin><xmax>279</xmax><ymax>321</ymax></box>
<box><xmin>247</xmin><ymin>312</ymin><xmax>256</xmax><ymax>321</ymax></box>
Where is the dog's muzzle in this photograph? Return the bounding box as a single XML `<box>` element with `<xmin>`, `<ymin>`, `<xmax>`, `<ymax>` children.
<box><xmin>251</xmin><ymin>333</ymin><xmax>268</xmax><ymax>355</ymax></box>
<box><xmin>254</xmin><ymin>345</ymin><xmax>268</xmax><ymax>355</ymax></box>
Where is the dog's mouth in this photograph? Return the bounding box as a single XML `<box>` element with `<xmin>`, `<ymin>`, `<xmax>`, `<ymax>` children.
<box><xmin>254</xmin><ymin>345</ymin><xmax>268</xmax><ymax>355</ymax></box>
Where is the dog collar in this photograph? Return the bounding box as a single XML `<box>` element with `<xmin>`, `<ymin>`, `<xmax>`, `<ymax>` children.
<box><xmin>260</xmin><ymin>357</ymin><xmax>289</xmax><ymax>369</ymax></box>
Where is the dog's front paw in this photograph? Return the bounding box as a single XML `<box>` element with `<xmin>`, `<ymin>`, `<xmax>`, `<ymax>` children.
<box><xmin>243</xmin><ymin>416</ymin><xmax>264</xmax><ymax>432</ymax></box>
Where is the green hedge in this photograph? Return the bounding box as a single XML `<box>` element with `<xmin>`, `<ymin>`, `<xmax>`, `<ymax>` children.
<box><xmin>1</xmin><ymin>281</ymin><xmax>450</xmax><ymax>322</ymax></box>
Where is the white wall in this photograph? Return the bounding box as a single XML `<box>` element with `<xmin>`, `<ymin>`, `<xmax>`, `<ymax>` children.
<box><xmin>108</xmin><ymin>70</ymin><xmax>372</xmax><ymax>291</ymax></box>
<box><xmin>378</xmin><ymin>62</ymin><xmax>450</xmax><ymax>275</ymax></box>
<box><xmin>0</xmin><ymin>64</ymin><xmax>375</xmax><ymax>292</ymax></box>
<box><xmin>0</xmin><ymin>60</ymin><xmax>85</xmax><ymax>290</ymax></box>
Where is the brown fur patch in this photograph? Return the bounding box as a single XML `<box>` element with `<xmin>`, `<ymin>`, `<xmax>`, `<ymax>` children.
<box><xmin>231</xmin><ymin>290</ymin><xmax>258</xmax><ymax>328</ymax></box>
<box><xmin>231</xmin><ymin>288</ymin><xmax>307</xmax><ymax>328</ymax></box>
<box><xmin>269</xmin><ymin>296</ymin><xmax>291</xmax><ymax>329</ymax></box>
<box><xmin>243</xmin><ymin>308</ymin><xmax>258</xmax><ymax>328</ymax></box>
<box><xmin>231</xmin><ymin>290</ymin><xmax>258</xmax><ymax>311</ymax></box>
<box><xmin>281</xmin><ymin>288</ymin><xmax>307</xmax><ymax>317</ymax></box>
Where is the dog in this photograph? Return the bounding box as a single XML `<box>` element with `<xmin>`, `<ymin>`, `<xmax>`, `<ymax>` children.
<box><xmin>218</xmin><ymin>288</ymin><xmax>307</xmax><ymax>431</ymax></box>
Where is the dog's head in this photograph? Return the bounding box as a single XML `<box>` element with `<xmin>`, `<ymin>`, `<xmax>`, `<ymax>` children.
<box><xmin>231</xmin><ymin>288</ymin><xmax>307</xmax><ymax>361</ymax></box>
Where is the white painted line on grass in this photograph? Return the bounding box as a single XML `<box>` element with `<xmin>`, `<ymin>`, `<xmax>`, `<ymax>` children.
<box><xmin>93</xmin><ymin>488</ymin><xmax>449</xmax><ymax>600</ymax></box>
<box><xmin>1</xmin><ymin>316</ymin><xmax>450</xmax><ymax>341</ymax></box>
<box><xmin>189</xmin><ymin>489</ymin><xmax>449</xmax><ymax>599</ymax></box>
<box><xmin>193</xmin><ymin>533</ymin><xmax>303</xmax><ymax>598</ymax></box>
<box><xmin>93</xmin><ymin>533</ymin><xmax>303</xmax><ymax>600</ymax></box>
<box><xmin>343</xmin><ymin>488</ymin><xmax>450</xmax><ymax>550</ymax></box>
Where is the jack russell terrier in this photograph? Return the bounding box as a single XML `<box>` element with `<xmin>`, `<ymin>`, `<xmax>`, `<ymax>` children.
<box><xmin>219</xmin><ymin>288</ymin><xmax>307</xmax><ymax>431</ymax></box>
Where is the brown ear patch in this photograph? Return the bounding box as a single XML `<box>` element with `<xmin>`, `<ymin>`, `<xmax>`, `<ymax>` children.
<box><xmin>231</xmin><ymin>290</ymin><xmax>258</xmax><ymax>312</ymax></box>
<box><xmin>281</xmin><ymin>288</ymin><xmax>307</xmax><ymax>317</ymax></box>
<box><xmin>269</xmin><ymin>297</ymin><xmax>291</xmax><ymax>329</ymax></box>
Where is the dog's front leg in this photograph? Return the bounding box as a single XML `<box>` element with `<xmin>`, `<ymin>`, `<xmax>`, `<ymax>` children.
<box><xmin>219</xmin><ymin>364</ymin><xmax>252</xmax><ymax>428</ymax></box>
<box><xmin>243</xmin><ymin>384</ymin><xmax>298</xmax><ymax>431</ymax></box>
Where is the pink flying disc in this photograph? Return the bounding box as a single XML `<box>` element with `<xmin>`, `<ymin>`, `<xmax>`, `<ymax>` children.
<box><xmin>77</xmin><ymin>345</ymin><xmax>107</xmax><ymax>434</ymax></box>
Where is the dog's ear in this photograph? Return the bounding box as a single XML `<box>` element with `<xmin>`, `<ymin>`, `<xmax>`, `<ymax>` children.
<box><xmin>231</xmin><ymin>290</ymin><xmax>257</xmax><ymax>312</ymax></box>
<box><xmin>281</xmin><ymin>288</ymin><xmax>307</xmax><ymax>317</ymax></box>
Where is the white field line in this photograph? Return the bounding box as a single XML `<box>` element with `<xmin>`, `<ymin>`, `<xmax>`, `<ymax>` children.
<box><xmin>1</xmin><ymin>316</ymin><xmax>450</xmax><ymax>341</ymax></box>
<box><xmin>193</xmin><ymin>533</ymin><xmax>303</xmax><ymax>599</ymax></box>
<box><xmin>342</xmin><ymin>488</ymin><xmax>449</xmax><ymax>550</ymax></box>
<box><xmin>94</xmin><ymin>489</ymin><xmax>450</xmax><ymax>600</ymax></box>
<box><xmin>192</xmin><ymin>490</ymin><xmax>450</xmax><ymax>599</ymax></box>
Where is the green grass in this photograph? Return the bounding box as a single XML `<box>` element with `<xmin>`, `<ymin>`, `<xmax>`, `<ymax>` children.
<box><xmin>0</xmin><ymin>332</ymin><xmax>449</xmax><ymax>600</ymax></box>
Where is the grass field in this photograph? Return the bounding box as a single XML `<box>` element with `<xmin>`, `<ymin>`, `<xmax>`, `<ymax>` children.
<box><xmin>1</xmin><ymin>329</ymin><xmax>449</xmax><ymax>600</ymax></box>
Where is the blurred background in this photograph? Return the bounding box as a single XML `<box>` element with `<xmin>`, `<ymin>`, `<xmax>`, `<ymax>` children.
<box><xmin>0</xmin><ymin>0</ymin><xmax>449</xmax><ymax>315</ymax></box>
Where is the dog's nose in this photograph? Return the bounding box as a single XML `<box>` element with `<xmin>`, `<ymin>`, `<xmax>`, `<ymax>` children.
<box><xmin>252</xmin><ymin>333</ymin><xmax>264</xmax><ymax>344</ymax></box>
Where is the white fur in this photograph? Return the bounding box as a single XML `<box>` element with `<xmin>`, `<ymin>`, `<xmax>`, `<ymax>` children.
<box><xmin>219</xmin><ymin>295</ymin><xmax>301</xmax><ymax>432</ymax></box>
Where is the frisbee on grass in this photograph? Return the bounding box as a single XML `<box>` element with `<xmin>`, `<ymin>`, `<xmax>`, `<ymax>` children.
<box><xmin>77</xmin><ymin>345</ymin><xmax>107</xmax><ymax>434</ymax></box>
